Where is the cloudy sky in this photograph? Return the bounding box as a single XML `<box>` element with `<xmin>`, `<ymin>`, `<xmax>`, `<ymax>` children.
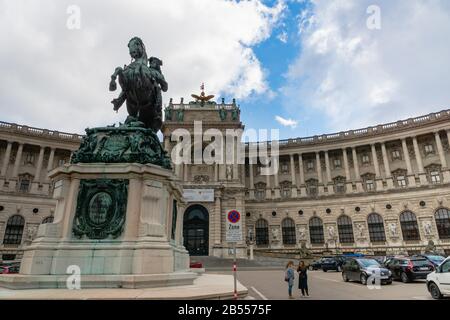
<box><xmin>1</xmin><ymin>0</ymin><xmax>450</xmax><ymax>139</ymax></box>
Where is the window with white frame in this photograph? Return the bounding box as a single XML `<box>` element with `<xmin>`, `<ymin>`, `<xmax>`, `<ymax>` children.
<box><xmin>333</xmin><ymin>158</ymin><xmax>341</xmax><ymax>169</ymax></box>
<box><xmin>430</xmin><ymin>171</ymin><xmax>441</xmax><ymax>184</ymax></box>
<box><xmin>424</xmin><ymin>144</ymin><xmax>435</xmax><ymax>155</ymax></box>
<box><xmin>281</xmin><ymin>162</ymin><xmax>289</xmax><ymax>174</ymax></box>
<box><xmin>361</xmin><ymin>154</ymin><xmax>370</xmax><ymax>164</ymax></box>
<box><xmin>397</xmin><ymin>175</ymin><xmax>407</xmax><ymax>187</ymax></box>
<box><xmin>306</xmin><ymin>160</ymin><xmax>314</xmax><ymax>171</ymax></box>
<box><xmin>391</xmin><ymin>150</ymin><xmax>401</xmax><ymax>160</ymax></box>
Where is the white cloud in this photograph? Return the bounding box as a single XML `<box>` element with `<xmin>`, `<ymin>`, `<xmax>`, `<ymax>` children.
<box><xmin>0</xmin><ymin>0</ymin><xmax>285</xmax><ymax>133</ymax></box>
<box><xmin>275</xmin><ymin>115</ymin><xmax>298</xmax><ymax>128</ymax></box>
<box><xmin>277</xmin><ymin>30</ymin><xmax>288</xmax><ymax>43</ymax></box>
<box><xmin>282</xmin><ymin>0</ymin><xmax>450</xmax><ymax>132</ymax></box>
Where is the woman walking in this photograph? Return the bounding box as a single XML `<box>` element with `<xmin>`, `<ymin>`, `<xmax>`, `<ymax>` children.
<box><xmin>285</xmin><ymin>261</ymin><xmax>295</xmax><ymax>299</ymax></box>
<box><xmin>297</xmin><ymin>261</ymin><xmax>309</xmax><ymax>297</ymax></box>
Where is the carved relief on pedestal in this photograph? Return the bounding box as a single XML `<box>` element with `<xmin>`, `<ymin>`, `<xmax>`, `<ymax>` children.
<box><xmin>270</xmin><ymin>226</ymin><xmax>280</xmax><ymax>242</ymax></box>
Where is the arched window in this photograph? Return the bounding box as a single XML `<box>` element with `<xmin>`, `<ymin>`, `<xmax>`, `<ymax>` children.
<box><xmin>367</xmin><ymin>213</ymin><xmax>386</xmax><ymax>242</ymax></box>
<box><xmin>400</xmin><ymin>211</ymin><xmax>420</xmax><ymax>241</ymax></box>
<box><xmin>309</xmin><ymin>217</ymin><xmax>324</xmax><ymax>244</ymax></box>
<box><xmin>41</xmin><ymin>216</ymin><xmax>54</xmax><ymax>224</ymax></box>
<box><xmin>435</xmin><ymin>208</ymin><xmax>450</xmax><ymax>239</ymax></box>
<box><xmin>337</xmin><ymin>215</ymin><xmax>354</xmax><ymax>243</ymax></box>
<box><xmin>255</xmin><ymin>219</ymin><xmax>269</xmax><ymax>245</ymax></box>
<box><xmin>3</xmin><ymin>215</ymin><xmax>25</xmax><ymax>245</ymax></box>
<box><xmin>281</xmin><ymin>218</ymin><xmax>296</xmax><ymax>245</ymax></box>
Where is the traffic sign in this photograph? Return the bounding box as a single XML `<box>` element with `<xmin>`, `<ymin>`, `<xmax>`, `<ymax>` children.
<box><xmin>226</xmin><ymin>209</ymin><xmax>242</xmax><ymax>242</ymax></box>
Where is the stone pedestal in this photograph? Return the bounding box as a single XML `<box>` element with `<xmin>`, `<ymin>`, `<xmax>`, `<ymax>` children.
<box><xmin>0</xmin><ymin>163</ymin><xmax>195</xmax><ymax>289</ymax></box>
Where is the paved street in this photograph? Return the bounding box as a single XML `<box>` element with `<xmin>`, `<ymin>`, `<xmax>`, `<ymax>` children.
<box><xmin>211</xmin><ymin>269</ymin><xmax>444</xmax><ymax>300</ymax></box>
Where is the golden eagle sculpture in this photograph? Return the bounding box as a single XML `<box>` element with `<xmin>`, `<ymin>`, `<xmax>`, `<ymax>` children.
<box><xmin>191</xmin><ymin>83</ymin><xmax>215</xmax><ymax>103</ymax></box>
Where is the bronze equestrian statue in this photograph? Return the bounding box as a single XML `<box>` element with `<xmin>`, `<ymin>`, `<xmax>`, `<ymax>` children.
<box><xmin>109</xmin><ymin>37</ymin><xmax>168</xmax><ymax>132</ymax></box>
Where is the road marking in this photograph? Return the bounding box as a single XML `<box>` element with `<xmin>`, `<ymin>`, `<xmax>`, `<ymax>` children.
<box><xmin>313</xmin><ymin>276</ymin><xmax>342</xmax><ymax>283</ymax></box>
<box><xmin>412</xmin><ymin>296</ymin><xmax>430</xmax><ymax>300</ymax></box>
<box><xmin>251</xmin><ymin>286</ymin><xmax>268</xmax><ymax>300</ymax></box>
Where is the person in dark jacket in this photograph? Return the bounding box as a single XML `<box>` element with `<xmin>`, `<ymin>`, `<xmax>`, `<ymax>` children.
<box><xmin>285</xmin><ymin>261</ymin><xmax>295</xmax><ymax>299</ymax></box>
<box><xmin>297</xmin><ymin>261</ymin><xmax>309</xmax><ymax>297</ymax></box>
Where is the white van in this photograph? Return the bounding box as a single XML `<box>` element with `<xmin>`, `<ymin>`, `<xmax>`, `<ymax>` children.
<box><xmin>426</xmin><ymin>257</ymin><xmax>450</xmax><ymax>299</ymax></box>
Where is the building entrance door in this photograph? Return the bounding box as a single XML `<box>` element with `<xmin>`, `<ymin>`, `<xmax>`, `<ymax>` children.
<box><xmin>183</xmin><ymin>205</ymin><xmax>209</xmax><ymax>256</ymax></box>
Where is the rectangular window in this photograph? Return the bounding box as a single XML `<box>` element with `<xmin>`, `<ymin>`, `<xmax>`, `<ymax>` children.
<box><xmin>306</xmin><ymin>160</ymin><xmax>314</xmax><ymax>170</ymax></box>
<box><xmin>335</xmin><ymin>183</ymin><xmax>346</xmax><ymax>194</ymax></box>
<box><xmin>281</xmin><ymin>163</ymin><xmax>289</xmax><ymax>173</ymax></box>
<box><xmin>361</xmin><ymin>154</ymin><xmax>370</xmax><ymax>164</ymax></box>
<box><xmin>397</xmin><ymin>176</ymin><xmax>407</xmax><ymax>187</ymax></box>
<box><xmin>392</xmin><ymin>150</ymin><xmax>401</xmax><ymax>160</ymax></box>
<box><xmin>19</xmin><ymin>179</ymin><xmax>30</xmax><ymax>193</ymax></box>
<box><xmin>281</xmin><ymin>188</ymin><xmax>290</xmax><ymax>198</ymax></box>
<box><xmin>424</xmin><ymin>144</ymin><xmax>434</xmax><ymax>155</ymax></box>
<box><xmin>333</xmin><ymin>158</ymin><xmax>341</xmax><ymax>168</ymax></box>
<box><xmin>256</xmin><ymin>190</ymin><xmax>265</xmax><ymax>200</ymax></box>
<box><xmin>366</xmin><ymin>180</ymin><xmax>375</xmax><ymax>191</ymax></box>
<box><xmin>431</xmin><ymin>171</ymin><xmax>441</xmax><ymax>184</ymax></box>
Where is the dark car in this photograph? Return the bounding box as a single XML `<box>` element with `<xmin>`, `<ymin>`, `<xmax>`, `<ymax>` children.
<box><xmin>309</xmin><ymin>258</ymin><xmax>325</xmax><ymax>271</ymax></box>
<box><xmin>414</xmin><ymin>254</ymin><xmax>446</xmax><ymax>268</ymax></box>
<box><xmin>322</xmin><ymin>256</ymin><xmax>346</xmax><ymax>272</ymax></box>
<box><xmin>385</xmin><ymin>257</ymin><xmax>434</xmax><ymax>283</ymax></box>
<box><xmin>342</xmin><ymin>258</ymin><xmax>392</xmax><ymax>285</ymax></box>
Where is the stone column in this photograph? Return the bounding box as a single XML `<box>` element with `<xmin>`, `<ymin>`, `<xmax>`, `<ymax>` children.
<box><xmin>215</xmin><ymin>195</ymin><xmax>222</xmax><ymax>245</ymax></box>
<box><xmin>381</xmin><ymin>142</ymin><xmax>394</xmax><ymax>189</ymax></box>
<box><xmin>316</xmin><ymin>152</ymin><xmax>323</xmax><ymax>184</ymax></box>
<box><xmin>273</xmin><ymin>157</ymin><xmax>280</xmax><ymax>199</ymax></box>
<box><xmin>402</xmin><ymin>139</ymin><xmax>413</xmax><ymax>174</ymax></box>
<box><xmin>371</xmin><ymin>144</ymin><xmax>383</xmax><ymax>190</ymax></box>
<box><xmin>0</xmin><ymin>141</ymin><xmax>12</xmax><ymax>177</ymax></box>
<box><xmin>402</xmin><ymin>138</ymin><xmax>416</xmax><ymax>186</ymax></box>
<box><xmin>249</xmin><ymin>161</ymin><xmax>255</xmax><ymax>199</ymax></box>
<box><xmin>33</xmin><ymin>147</ymin><xmax>45</xmax><ymax>182</ymax></box>
<box><xmin>324</xmin><ymin>151</ymin><xmax>333</xmax><ymax>195</ymax></box>
<box><xmin>214</xmin><ymin>163</ymin><xmax>219</xmax><ymax>182</ymax></box>
<box><xmin>435</xmin><ymin>132</ymin><xmax>447</xmax><ymax>168</ymax></box>
<box><xmin>342</xmin><ymin>148</ymin><xmax>352</xmax><ymax>194</ymax></box>
<box><xmin>298</xmin><ymin>154</ymin><xmax>306</xmax><ymax>197</ymax></box>
<box><xmin>46</xmin><ymin>147</ymin><xmax>56</xmax><ymax>179</ymax></box>
<box><xmin>316</xmin><ymin>152</ymin><xmax>324</xmax><ymax>195</ymax></box>
<box><xmin>265</xmin><ymin>168</ymin><xmax>271</xmax><ymax>199</ymax></box>
<box><xmin>352</xmin><ymin>147</ymin><xmax>363</xmax><ymax>192</ymax></box>
<box><xmin>183</xmin><ymin>163</ymin><xmax>189</xmax><ymax>182</ymax></box>
<box><xmin>31</xmin><ymin>146</ymin><xmax>46</xmax><ymax>194</ymax></box>
<box><xmin>290</xmin><ymin>154</ymin><xmax>298</xmax><ymax>197</ymax></box>
<box><xmin>413</xmin><ymin>137</ymin><xmax>427</xmax><ymax>185</ymax></box>
<box><xmin>435</xmin><ymin>131</ymin><xmax>450</xmax><ymax>183</ymax></box>
<box><xmin>12</xmin><ymin>143</ymin><xmax>24</xmax><ymax>178</ymax></box>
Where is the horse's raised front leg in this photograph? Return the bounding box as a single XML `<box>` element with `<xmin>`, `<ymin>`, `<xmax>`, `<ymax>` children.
<box><xmin>109</xmin><ymin>66</ymin><xmax>123</xmax><ymax>91</ymax></box>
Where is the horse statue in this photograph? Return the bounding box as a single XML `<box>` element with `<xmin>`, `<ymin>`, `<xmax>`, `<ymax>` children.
<box><xmin>109</xmin><ymin>37</ymin><xmax>168</xmax><ymax>132</ymax></box>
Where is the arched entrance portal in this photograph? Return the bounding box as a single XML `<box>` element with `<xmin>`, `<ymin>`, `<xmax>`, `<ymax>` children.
<box><xmin>183</xmin><ymin>205</ymin><xmax>209</xmax><ymax>256</ymax></box>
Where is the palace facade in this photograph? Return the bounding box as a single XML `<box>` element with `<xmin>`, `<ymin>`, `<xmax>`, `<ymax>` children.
<box><xmin>1</xmin><ymin>99</ymin><xmax>450</xmax><ymax>261</ymax></box>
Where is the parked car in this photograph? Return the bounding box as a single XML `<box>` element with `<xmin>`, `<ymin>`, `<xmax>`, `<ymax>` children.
<box><xmin>414</xmin><ymin>254</ymin><xmax>446</xmax><ymax>268</ymax></box>
<box><xmin>427</xmin><ymin>257</ymin><xmax>450</xmax><ymax>299</ymax></box>
<box><xmin>322</xmin><ymin>256</ymin><xmax>346</xmax><ymax>272</ymax></box>
<box><xmin>385</xmin><ymin>257</ymin><xmax>434</xmax><ymax>283</ymax></box>
<box><xmin>342</xmin><ymin>258</ymin><xmax>392</xmax><ymax>285</ymax></box>
<box><xmin>309</xmin><ymin>258</ymin><xmax>325</xmax><ymax>271</ymax></box>
<box><xmin>0</xmin><ymin>264</ymin><xmax>20</xmax><ymax>274</ymax></box>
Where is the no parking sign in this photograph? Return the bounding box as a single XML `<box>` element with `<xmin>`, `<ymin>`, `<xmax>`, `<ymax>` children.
<box><xmin>226</xmin><ymin>210</ymin><xmax>242</xmax><ymax>242</ymax></box>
